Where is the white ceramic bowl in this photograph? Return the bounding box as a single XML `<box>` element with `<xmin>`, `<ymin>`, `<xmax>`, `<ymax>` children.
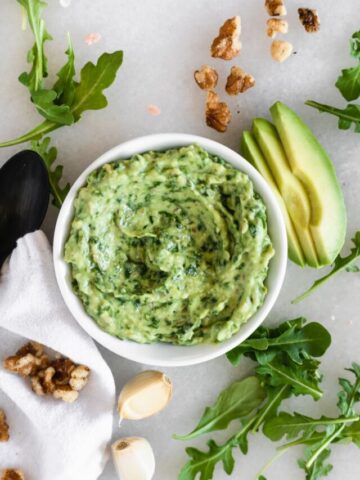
<box><xmin>53</xmin><ymin>133</ymin><xmax>287</xmax><ymax>367</ymax></box>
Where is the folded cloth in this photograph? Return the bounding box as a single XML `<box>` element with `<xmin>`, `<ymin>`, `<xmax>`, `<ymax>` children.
<box><xmin>0</xmin><ymin>231</ymin><xmax>115</xmax><ymax>480</ymax></box>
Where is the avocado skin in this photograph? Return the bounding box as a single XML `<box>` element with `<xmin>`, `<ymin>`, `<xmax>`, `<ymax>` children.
<box><xmin>270</xmin><ymin>101</ymin><xmax>347</xmax><ymax>265</ymax></box>
<box><xmin>241</xmin><ymin>131</ymin><xmax>306</xmax><ymax>267</ymax></box>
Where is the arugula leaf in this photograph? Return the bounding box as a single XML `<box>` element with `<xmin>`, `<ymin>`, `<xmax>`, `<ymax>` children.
<box><xmin>256</xmin><ymin>358</ymin><xmax>323</xmax><ymax>400</ymax></box>
<box><xmin>264</xmin><ymin>412</ymin><xmax>357</xmax><ymax>442</ymax></box>
<box><xmin>336</xmin><ymin>67</ymin><xmax>360</xmax><ymax>102</ymax></box>
<box><xmin>351</xmin><ymin>30</ymin><xmax>360</xmax><ymax>59</ymax></box>
<box><xmin>31</xmin><ymin>137</ymin><xmax>70</xmax><ymax>208</ymax></box>
<box><xmin>0</xmin><ymin>51</ymin><xmax>124</xmax><ymax>148</ymax></box>
<box><xmin>293</xmin><ymin>232</ymin><xmax>360</xmax><ymax>303</ymax></box>
<box><xmin>305</xmin><ymin>101</ymin><xmax>360</xmax><ymax>132</ymax></box>
<box><xmin>31</xmin><ymin>89</ymin><xmax>73</xmax><ymax>124</ymax></box>
<box><xmin>342</xmin><ymin>420</ymin><xmax>360</xmax><ymax>447</ymax></box>
<box><xmin>336</xmin><ymin>30</ymin><xmax>360</xmax><ymax>101</ymax></box>
<box><xmin>299</xmin><ymin>447</ymin><xmax>333</xmax><ymax>480</ymax></box>
<box><xmin>174</xmin><ymin>376</ymin><xmax>265</xmax><ymax>441</ymax></box>
<box><xmin>17</xmin><ymin>0</ymin><xmax>51</xmax><ymax>91</ymax></box>
<box><xmin>54</xmin><ymin>34</ymin><xmax>76</xmax><ymax>106</ymax></box>
<box><xmin>227</xmin><ymin>319</ymin><xmax>331</xmax><ymax>366</ymax></box>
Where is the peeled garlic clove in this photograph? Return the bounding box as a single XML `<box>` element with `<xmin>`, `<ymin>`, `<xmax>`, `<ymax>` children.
<box><xmin>118</xmin><ymin>370</ymin><xmax>172</xmax><ymax>420</ymax></box>
<box><xmin>112</xmin><ymin>437</ymin><xmax>155</xmax><ymax>480</ymax></box>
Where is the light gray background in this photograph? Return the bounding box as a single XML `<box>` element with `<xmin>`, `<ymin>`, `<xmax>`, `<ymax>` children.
<box><xmin>1</xmin><ymin>1</ymin><xmax>360</xmax><ymax>479</ymax></box>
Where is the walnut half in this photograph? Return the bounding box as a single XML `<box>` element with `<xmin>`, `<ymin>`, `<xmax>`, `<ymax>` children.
<box><xmin>0</xmin><ymin>410</ymin><xmax>9</xmax><ymax>442</ymax></box>
<box><xmin>0</xmin><ymin>470</ymin><xmax>25</xmax><ymax>480</ymax></box>
<box><xmin>194</xmin><ymin>65</ymin><xmax>218</xmax><ymax>91</ymax></box>
<box><xmin>206</xmin><ymin>91</ymin><xmax>231</xmax><ymax>133</ymax></box>
<box><xmin>298</xmin><ymin>8</ymin><xmax>320</xmax><ymax>33</ymax></box>
<box><xmin>211</xmin><ymin>16</ymin><xmax>241</xmax><ymax>60</ymax></box>
<box><xmin>226</xmin><ymin>66</ymin><xmax>255</xmax><ymax>95</ymax></box>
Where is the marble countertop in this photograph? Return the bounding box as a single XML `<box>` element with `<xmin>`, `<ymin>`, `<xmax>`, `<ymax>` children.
<box><xmin>1</xmin><ymin>1</ymin><xmax>360</xmax><ymax>479</ymax></box>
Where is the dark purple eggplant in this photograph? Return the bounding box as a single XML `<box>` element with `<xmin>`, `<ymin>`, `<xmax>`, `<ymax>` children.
<box><xmin>0</xmin><ymin>150</ymin><xmax>50</xmax><ymax>267</ymax></box>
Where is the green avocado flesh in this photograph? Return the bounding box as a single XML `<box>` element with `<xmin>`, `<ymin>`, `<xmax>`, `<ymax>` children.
<box><xmin>241</xmin><ymin>131</ymin><xmax>305</xmax><ymax>267</ymax></box>
<box><xmin>271</xmin><ymin>102</ymin><xmax>346</xmax><ymax>265</ymax></box>
<box><xmin>252</xmin><ymin>119</ymin><xmax>319</xmax><ymax>268</ymax></box>
<box><xmin>64</xmin><ymin>144</ymin><xmax>274</xmax><ymax>345</ymax></box>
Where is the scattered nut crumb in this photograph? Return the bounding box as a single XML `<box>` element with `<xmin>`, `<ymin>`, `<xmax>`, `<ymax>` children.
<box><xmin>266</xmin><ymin>18</ymin><xmax>288</xmax><ymax>38</ymax></box>
<box><xmin>0</xmin><ymin>470</ymin><xmax>25</xmax><ymax>480</ymax></box>
<box><xmin>225</xmin><ymin>66</ymin><xmax>255</xmax><ymax>95</ymax></box>
<box><xmin>84</xmin><ymin>32</ymin><xmax>102</xmax><ymax>45</ymax></box>
<box><xmin>194</xmin><ymin>65</ymin><xmax>218</xmax><ymax>90</ymax></box>
<box><xmin>206</xmin><ymin>91</ymin><xmax>231</xmax><ymax>132</ymax></box>
<box><xmin>271</xmin><ymin>39</ymin><xmax>293</xmax><ymax>62</ymax></box>
<box><xmin>298</xmin><ymin>8</ymin><xmax>320</xmax><ymax>33</ymax></box>
<box><xmin>211</xmin><ymin>16</ymin><xmax>241</xmax><ymax>60</ymax></box>
<box><xmin>265</xmin><ymin>0</ymin><xmax>287</xmax><ymax>16</ymax></box>
<box><xmin>0</xmin><ymin>410</ymin><xmax>9</xmax><ymax>442</ymax></box>
<box><xmin>147</xmin><ymin>104</ymin><xmax>161</xmax><ymax>116</ymax></box>
<box><xmin>4</xmin><ymin>343</ymin><xmax>90</xmax><ymax>403</ymax></box>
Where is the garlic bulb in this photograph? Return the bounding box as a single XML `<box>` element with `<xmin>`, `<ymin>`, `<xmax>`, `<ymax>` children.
<box><xmin>118</xmin><ymin>370</ymin><xmax>172</xmax><ymax>420</ymax></box>
<box><xmin>112</xmin><ymin>437</ymin><xmax>155</xmax><ymax>480</ymax></box>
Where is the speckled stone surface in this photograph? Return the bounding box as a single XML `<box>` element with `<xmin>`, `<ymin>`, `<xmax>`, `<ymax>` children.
<box><xmin>1</xmin><ymin>1</ymin><xmax>359</xmax><ymax>479</ymax></box>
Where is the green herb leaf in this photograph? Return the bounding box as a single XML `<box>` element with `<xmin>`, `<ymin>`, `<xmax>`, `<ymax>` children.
<box><xmin>31</xmin><ymin>89</ymin><xmax>74</xmax><ymax>124</ymax></box>
<box><xmin>351</xmin><ymin>30</ymin><xmax>360</xmax><ymax>59</ymax></box>
<box><xmin>17</xmin><ymin>0</ymin><xmax>51</xmax><ymax>91</ymax></box>
<box><xmin>293</xmin><ymin>232</ymin><xmax>360</xmax><ymax>303</ymax></box>
<box><xmin>299</xmin><ymin>447</ymin><xmax>333</xmax><ymax>480</ymax></box>
<box><xmin>342</xmin><ymin>420</ymin><xmax>360</xmax><ymax>447</ymax></box>
<box><xmin>53</xmin><ymin>34</ymin><xmax>76</xmax><ymax>106</ymax></box>
<box><xmin>71</xmin><ymin>51</ymin><xmax>124</xmax><ymax>120</ymax></box>
<box><xmin>305</xmin><ymin>100</ymin><xmax>360</xmax><ymax>132</ymax></box>
<box><xmin>174</xmin><ymin>376</ymin><xmax>265</xmax><ymax>441</ymax></box>
<box><xmin>264</xmin><ymin>412</ymin><xmax>357</xmax><ymax>442</ymax></box>
<box><xmin>227</xmin><ymin>319</ymin><xmax>331</xmax><ymax>366</ymax></box>
<box><xmin>336</xmin><ymin>67</ymin><xmax>360</xmax><ymax>102</ymax></box>
<box><xmin>256</xmin><ymin>358</ymin><xmax>323</xmax><ymax>400</ymax></box>
<box><xmin>0</xmin><ymin>50</ymin><xmax>124</xmax><ymax>148</ymax></box>
<box><xmin>31</xmin><ymin>137</ymin><xmax>69</xmax><ymax>207</ymax></box>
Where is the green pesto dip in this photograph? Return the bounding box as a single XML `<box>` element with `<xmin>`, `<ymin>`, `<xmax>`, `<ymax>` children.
<box><xmin>64</xmin><ymin>144</ymin><xmax>274</xmax><ymax>345</ymax></box>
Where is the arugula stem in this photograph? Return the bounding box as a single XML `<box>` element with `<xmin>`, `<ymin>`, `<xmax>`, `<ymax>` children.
<box><xmin>305</xmin><ymin>100</ymin><xmax>360</xmax><ymax>122</ymax></box>
<box><xmin>255</xmin><ymin>447</ymin><xmax>289</xmax><ymax>480</ymax></box>
<box><xmin>306</xmin><ymin>377</ymin><xmax>360</xmax><ymax>469</ymax></box>
<box><xmin>0</xmin><ymin>121</ymin><xmax>58</xmax><ymax>147</ymax></box>
<box><xmin>252</xmin><ymin>385</ymin><xmax>290</xmax><ymax>432</ymax></box>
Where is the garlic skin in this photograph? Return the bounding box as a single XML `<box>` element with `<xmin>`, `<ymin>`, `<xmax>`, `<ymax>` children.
<box><xmin>118</xmin><ymin>370</ymin><xmax>172</xmax><ymax>420</ymax></box>
<box><xmin>112</xmin><ymin>437</ymin><xmax>155</xmax><ymax>480</ymax></box>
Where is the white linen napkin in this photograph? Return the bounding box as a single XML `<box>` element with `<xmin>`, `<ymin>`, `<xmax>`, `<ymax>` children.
<box><xmin>0</xmin><ymin>231</ymin><xmax>115</xmax><ymax>480</ymax></box>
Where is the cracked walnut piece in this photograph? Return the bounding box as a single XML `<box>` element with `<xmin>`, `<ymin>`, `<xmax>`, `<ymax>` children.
<box><xmin>265</xmin><ymin>0</ymin><xmax>287</xmax><ymax>16</ymax></box>
<box><xmin>194</xmin><ymin>65</ymin><xmax>218</xmax><ymax>90</ymax></box>
<box><xmin>3</xmin><ymin>342</ymin><xmax>48</xmax><ymax>377</ymax></box>
<box><xmin>226</xmin><ymin>66</ymin><xmax>255</xmax><ymax>95</ymax></box>
<box><xmin>0</xmin><ymin>470</ymin><xmax>25</xmax><ymax>480</ymax></box>
<box><xmin>271</xmin><ymin>40</ymin><xmax>293</xmax><ymax>62</ymax></box>
<box><xmin>206</xmin><ymin>91</ymin><xmax>231</xmax><ymax>133</ymax></box>
<box><xmin>0</xmin><ymin>410</ymin><xmax>9</xmax><ymax>442</ymax></box>
<box><xmin>4</xmin><ymin>342</ymin><xmax>90</xmax><ymax>403</ymax></box>
<box><xmin>266</xmin><ymin>19</ymin><xmax>288</xmax><ymax>38</ymax></box>
<box><xmin>211</xmin><ymin>16</ymin><xmax>241</xmax><ymax>60</ymax></box>
<box><xmin>298</xmin><ymin>8</ymin><xmax>320</xmax><ymax>33</ymax></box>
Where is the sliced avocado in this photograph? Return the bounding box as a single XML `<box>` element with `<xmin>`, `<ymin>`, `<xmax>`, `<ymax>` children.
<box><xmin>271</xmin><ymin>101</ymin><xmax>347</xmax><ymax>264</ymax></box>
<box><xmin>252</xmin><ymin>118</ymin><xmax>319</xmax><ymax>268</ymax></box>
<box><xmin>241</xmin><ymin>131</ymin><xmax>305</xmax><ymax>267</ymax></box>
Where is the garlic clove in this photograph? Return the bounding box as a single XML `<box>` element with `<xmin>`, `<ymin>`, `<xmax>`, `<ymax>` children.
<box><xmin>112</xmin><ymin>437</ymin><xmax>155</xmax><ymax>480</ymax></box>
<box><xmin>118</xmin><ymin>370</ymin><xmax>172</xmax><ymax>420</ymax></box>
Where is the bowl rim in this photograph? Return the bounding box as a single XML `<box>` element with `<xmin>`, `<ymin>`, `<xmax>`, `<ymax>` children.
<box><xmin>53</xmin><ymin>133</ymin><xmax>287</xmax><ymax>367</ymax></box>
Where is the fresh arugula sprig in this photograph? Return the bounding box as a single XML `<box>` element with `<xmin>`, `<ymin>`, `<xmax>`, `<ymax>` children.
<box><xmin>293</xmin><ymin>232</ymin><xmax>360</xmax><ymax>303</ymax></box>
<box><xmin>258</xmin><ymin>364</ymin><xmax>360</xmax><ymax>480</ymax></box>
<box><xmin>0</xmin><ymin>0</ymin><xmax>123</xmax><ymax>207</ymax></box>
<box><xmin>175</xmin><ymin>319</ymin><xmax>331</xmax><ymax>480</ymax></box>
<box><xmin>306</xmin><ymin>29</ymin><xmax>360</xmax><ymax>132</ymax></box>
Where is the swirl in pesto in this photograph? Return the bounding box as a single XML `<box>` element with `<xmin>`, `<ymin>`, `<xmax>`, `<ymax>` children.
<box><xmin>64</xmin><ymin>145</ymin><xmax>274</xmax><ymax>345</ymax></box>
